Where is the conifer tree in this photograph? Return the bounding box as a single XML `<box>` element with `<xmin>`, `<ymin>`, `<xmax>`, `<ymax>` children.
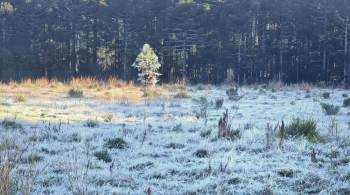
<box><xmin>132</xmin><ymin>44</ymin><xmax>161</xmax><ymax>88</ymax></box>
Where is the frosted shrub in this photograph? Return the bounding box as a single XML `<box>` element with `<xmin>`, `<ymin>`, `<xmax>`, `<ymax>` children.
<box><xmin>320</xmin><ymin>103</ymin><xmax>339</xmax><ymax>115</ymax></box>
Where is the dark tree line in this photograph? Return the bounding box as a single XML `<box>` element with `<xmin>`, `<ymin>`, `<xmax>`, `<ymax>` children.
<box><xmin>1</xmin><ymin>0</ymin><xmax>350</xmax><ymax>85</ymax></box>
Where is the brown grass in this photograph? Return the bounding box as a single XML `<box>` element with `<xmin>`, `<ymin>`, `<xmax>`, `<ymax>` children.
<box><xmin>0</xmin><ymin>77</ymin><xmax>186</xmax><ymax>104</ymax></box>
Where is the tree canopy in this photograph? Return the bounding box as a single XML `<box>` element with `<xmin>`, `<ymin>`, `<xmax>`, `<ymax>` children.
<box><xmin>0</xmin><ymin>0</ymin><xmax>350</xmax><ymax>85</ymax></box>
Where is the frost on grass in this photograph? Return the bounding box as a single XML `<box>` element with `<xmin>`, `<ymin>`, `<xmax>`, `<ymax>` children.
<box><xmin>0</xmin><ymin>86</ymin><xmax>349</xmax><ymax>194</ymax></box>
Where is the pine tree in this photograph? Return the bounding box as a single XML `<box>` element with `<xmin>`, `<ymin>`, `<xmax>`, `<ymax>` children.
<box><xmin>132</xmin><ymin>44</ymin><xmax>161</xmax><ymax>88</ymax></box>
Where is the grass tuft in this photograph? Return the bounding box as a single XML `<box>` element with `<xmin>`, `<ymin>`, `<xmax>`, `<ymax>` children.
<box><xmin>85</xmin><ymin>120</ymin><xmax>99</xmax><ymax>128</ymax></box>
<box><xmin>1</xmin><ymin>119</ymin><xmax>23</xmax><ymax>129</ymax></box>
<box><xmin>68</xmin><ymin>88</ymin><xmax>84</xmax><ymax>98</ymax></box>
<box><xmin>94</xmin><ymin>150</ymin><xmax>112</xmax><ymax>163</ymax></box>
<box><xmin>285</xmin><ymin>118</ymin><xmax>324</xmax><ymax>143</ymax></box>
<box><xmin>14</xmin><ymin>94</ymin><xmax>27</xmax><ymax>103</ymax></box>
<box><xmin>343</xmin><ymin>98</ymin><xmax>350</xmax><ymax>107</ymax></box>
<box><xmin>105</xmin><ymin>138</ymin><xmax>127</xmax><ymax>149</ymax></box>
<box><xmin>215</xmin><ymin>98</ymin><xmax>224</xmax><ymax>109</ymax></box>
<box><xmin>320</xmin><ymin>103</ymin><xmax>340</xmax><ymax>115</ymax></box>
<box><xmin>322</xmin><ymin>92</ymin><xmax>330</xmax><ymax>99</ymax></box>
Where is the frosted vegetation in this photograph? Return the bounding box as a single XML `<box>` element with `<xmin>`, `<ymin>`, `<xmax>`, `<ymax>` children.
<box><xmin>0</xmin><ymin>80</ymin><xmax>350</xmax><ymax>194</ymax></box>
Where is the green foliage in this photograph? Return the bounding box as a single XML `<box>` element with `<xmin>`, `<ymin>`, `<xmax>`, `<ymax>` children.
<box><xmin>94</xmin><ymin>150</ymin><xmax>112</xmax><ymax>163</ymax></box>
<box><xmin>105</xmin><ymin>138</ymin><xmax>127</xmax><ymax>149</ymax></box>
<box><xmin>320</xmin><ymin>103</ymin><xmax>340</xmax><ymax>115</ymax></box>
<box><xmin>285</xmin><ymin>118</ymin><xmax>323</xmax><ymax>143</ymax></box>
<box><xmin>68</xmin><ymin>88</ymin><xmax>84</xmax><ymax>98</ymax></box>
<box><xmin>132</xmin><ymin>44</ymin><xmax>161</xmax><ymax>87</ymax></box>
<box><xmin>14</xmin><ymin>94</ymin><xmax>27</xmax><ymax>103</ymax></box>
<box><xmin>1</xmin><ymin>119</ymin><xmax>23</xmax><ymax>129</ymax></box>
<box><xmin>343</xmin><ymin>98</ymin><xmax>350</xmax><ymax>107</ymax></box>
<box><xmin>215</xmin><ymin>98</ymin><xmax>224</xmax><ymax>109</ymax></box>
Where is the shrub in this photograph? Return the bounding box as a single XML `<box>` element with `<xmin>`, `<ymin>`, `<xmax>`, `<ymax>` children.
<box><xmin>285</xmin><ymin>118</ymin><xmax>323</xmax><ymax>143</ymax></box>
<box><xmin>322</xmin><ymin>92</ymin><xmax>330</xmax><ymax>99</ymax></box>
<box><xmin>226</xmin><ymin>86</ymin><xmax>238</xmax><ymax>100</ymax></box>
<box><xmin>194</xmin><ymin>149</ymin><xmax>209</xmax><ymax>158</ymax></box>
<box><xmin>1</xmin><ymin>119</ymin><xmax>23</xmax><ymax>129</ymax></box>
<box><xmin>85</xmin><ymin>120</ymin><xmax>99</xmax><ymax>128</ymax></box>
<box><xmin>215</xmin><ymin>98</ymin><xmax>224</xmax><ymax>109</ymax></box>
<box><xmin>320</xmin><ymin>103</ymin><xmax>340</xmax><ymax>115</ymax></box>
<box><xmin>343</xmin><ymin>98</ymin><xmax>350</xmax><ymax>107</ymax></box>
<box><xmin>94</xmin><ymin>150</ymin><xmax>112</xmax><ymax>163</ymax></box>
<box><xmin>68</xmin><ymin>88</ymin><xmax>84</xmax><ymax>98</ymax></box>
<box><xmin>105</xmin><ymin>138</ymin><xmax>127</xmax><ymax>149</ymax></box>
<box><xmin>15</xmin><ymin>94</ymin><xmax>27</xmax><ymax>103</ymax></box>
<box><xmin>342</xmin><ymin>94</ymin><xmax>348</xmax><ymax>98</ymax></box>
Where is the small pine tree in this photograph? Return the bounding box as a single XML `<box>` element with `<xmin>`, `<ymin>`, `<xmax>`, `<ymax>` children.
<box><xmin>132</xmin><ymin>44</ymin><xmax>161</xmax><ymax>89</ymax></box>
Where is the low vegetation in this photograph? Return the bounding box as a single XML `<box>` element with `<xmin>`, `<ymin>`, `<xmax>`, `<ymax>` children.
<box><xmin>94</xmin><ymin>150</ymin><xmax>112</xmax><ymax>163</ymax></box>
<box><xmin>1</xmin><ymin>119</ymin><xmax>23</xmax><ymax>129</ymax></box>
<box><xmin>320</xmin><ymin>103</ymin><xmax>340</xmax><ymax>115</ymax></box>
<box><xmin>322</xmin><ymin>92</ymin><xmax>330</xmax><ymax>99</ymax></box>
<box><xmin>105</xmin><ymin>138</ymin><xmax>127</xmax><ymax>149</ymax></box>
<box><xmin>343</xmin><ymin>98</ymin><xmax>350</xmax><ymax>107</ymax></box>
<box><xmin>226</xmin><ymin>86</ymin><xmax>239</xmax><ymax>100</ymax></box>
<box><xmin>174</xmin><ymin>90</ymin><xmax>191</xmax><ymax>99</ymax></box>
<box><xmin>15</xmin><ymin>94</ymin><xmax>27</xmax><ymax>103</ymax></box>
<box><xmin>68</xmin><ymin>88</ymin><xmax>84</xmax><ymax>98</ymax></box>
<box><xmin>285</xmin><ymin>118</ymin><xmax>323</xmax><ymax>143</ymax></box>
<box><xmin>85</xmin><ymin>120</ymin><xmax>99</xmax><ymax>128</ymax></box>
<box><xmin>215</xmin><ymin>98</ymin><xmax>224</xmax><ymax>109</ymax></box>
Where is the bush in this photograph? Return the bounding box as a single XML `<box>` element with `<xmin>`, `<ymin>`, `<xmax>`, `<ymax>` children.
<box><xmin>226</xmin><ymin>86</ymin><xmax>238</xmax><ymax>99</ymax></box>
<box><xmin>15</xmin><ymin>94</ymin><xmax>27</xmax><ymax>103</ymax></box>
<box><xmin>342</xmin><ymin>94</ymin><xmax>348</xmax><ymax>98</ymax></box>
<box><xmin>94</xmin><ymin>150</ymin><xmax>112</xmax><ymax>163</ymax></box>
<box><xmin>343</xmin><ymin>98</ymin><xmax>350</xmax><ymax>107</ymax></box>
<box><xmin>285</xmin><ymin>118</ymin><xmax>323</xmax><ymax>143</ymax></box>
<box><xmin>215</xmin><ymin>98</ymin><xmax>224</xmax><ymax>109</ymax></box>
<box><xmin>322</xmin><ymin>92</ymin><xmax>330</xmax><ymax>99</ymax></box>
<box><xmin>85</xmin><ymin>120</ymin><xmax>99</xmax><ymax>128</ymax></box>
<box><xmin>320</xmin><ymin>103</ymin><xmax>340</xmax><ymax>115</ymax></box>
<box><xmin>1</xmin><ymin>119</ymin><xmax>23</xmax><ymax>129</ymax></box>
<box><xmin>194</xmin><ymin>149</ymin><xmax>209</xmax><ymax>158</ymax></box>
<box><xmin>68</xmin><ymin>88</ymin><xmax>84</xmax><ymax>98</ymax></box>
<box><xmin>105</xmin><ymin>138</ymin><xmax>127</xmax><ymax>149</ymax></box>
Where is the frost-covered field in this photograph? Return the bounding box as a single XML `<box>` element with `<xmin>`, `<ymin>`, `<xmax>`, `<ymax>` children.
<box><xmin>1</xmin><ymin>85</ymin><xmax>350</xmax><ymax>194</ymax></box>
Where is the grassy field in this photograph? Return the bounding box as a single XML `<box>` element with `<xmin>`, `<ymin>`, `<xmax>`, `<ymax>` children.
<box><xmin>0</xmin><ymin>79</ymin><xmax>350</xmax><ymax>194</ymax></box>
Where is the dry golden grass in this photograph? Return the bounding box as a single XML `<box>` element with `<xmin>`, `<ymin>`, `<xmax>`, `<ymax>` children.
<box><xmin>0</xmin><ymin>77</ymin><xmax>187</xmax><ymax>104</ymax></box>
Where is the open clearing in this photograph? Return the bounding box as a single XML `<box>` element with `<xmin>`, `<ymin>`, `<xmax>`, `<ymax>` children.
<box><xmin>1</xmin><ymin>84</ymin><xmax>350</xmax><ymax>194</ymax></box>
